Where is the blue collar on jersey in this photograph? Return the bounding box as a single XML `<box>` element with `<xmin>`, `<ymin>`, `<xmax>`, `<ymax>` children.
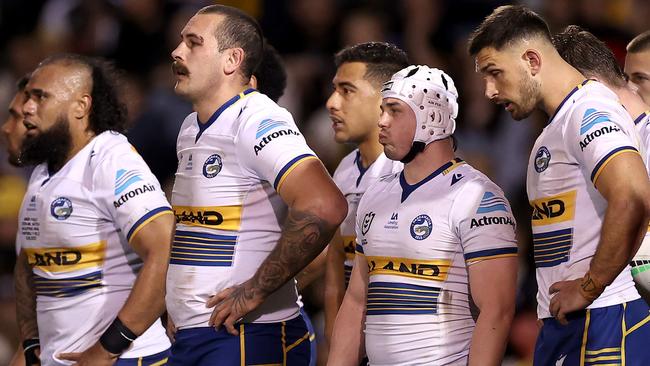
<box><xmin>354</xmin><ymin>150</ymin><xmax>371</xmax><ymax>187</ymax></box>
<box><xmin>399</xmin><ymin>157</ymin><xmax>464</xmax><ymax>202</ymax></box>
<box><xmin>195</xmin><ymin>88</ymin><xmax>257</xmax><ymax>142</ymax></box>
<box><xmin>547</xmin><ymin>79</ymin><xmax>592</xmax><ymax>125</ymax></box>
<box><xmin>634</xmin><ymin>110</ymin><xmax>649</xmax><ymax>125</ymax></box>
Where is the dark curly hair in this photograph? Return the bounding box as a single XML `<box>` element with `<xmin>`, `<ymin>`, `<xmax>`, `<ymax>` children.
<box><xmin>254</xmin><ymin>42</ymin><xmax>286</xmax><ymax>102</ymax></box>
<box><xmin>39</xmin><ymin>54</ymin><xmax>128</xmax><ymax>134</ymax></box>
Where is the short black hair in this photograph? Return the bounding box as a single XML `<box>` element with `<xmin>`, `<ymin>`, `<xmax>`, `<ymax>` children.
<box><xmin>254</xmin><ymin>42</ymin><xmax>286</xmax><ymax>103</ymax></box>
<box><xmin>627</xmin><ymin>30</ymin><xmax>650</xmax><ymax>53</ymax></box>
<box><xmin>198</xmin><ymin>4</ymin><xmax>263</xmax><ymax>80</ymax></box>
<box><xmin>553</xmin><ymin>25</ymin><xmax>626</xmax><ymax>88</ymax></box>
<box><xmin>40</xmin><ymin>54</ymin><xmax>128</xmax><ymax>134</ymax></box>
<box><xmin>334</xmin><ymin>42</ymin><xmax>409</xmax><ymax>86</ymax></box>
<box><xmin>16</xmin><ymin>73</ymin><xmax>30</xmax><ymax>91</ymax></box>
<box><xmin>468</xmin><ymin>5</ymin><xmax>552</xmax><ymax>55</ymax></box>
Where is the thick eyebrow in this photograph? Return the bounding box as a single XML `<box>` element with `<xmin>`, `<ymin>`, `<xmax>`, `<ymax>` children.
<box><xmin>384</xmin><ymin>101</ymin><xmax>401</xmax><ymax>108</ymax></box>
<box><xmin>333</xmin><ymin>80</ymin><xmax>358</xmax><ymax>90</ymax></box>
<box><xmin>478</xmin><ymin>62</ymin><xmax>496</xmax><ymax>74</ymax></box>
<box><xmin>181</xmin><ymin>32</ymin><xmax>204</xmax><ymax>44</ymax></box>
<box><xmin>26</xmin><ymin>88</ymin><xmax>50</xmax><ymax>99</ymax></box>
<box><xmin>8</xmin><ymin>107</ymin><xmax>21</xmax><ymax>117</ymax></box>
<box><xmin>631</xmin><ymin>71</ymin><xmax>650</xmax><ymax>78</ymax></box>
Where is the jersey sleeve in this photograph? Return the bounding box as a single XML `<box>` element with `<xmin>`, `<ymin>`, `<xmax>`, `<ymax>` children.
<box><xmin>236</xmin><ymin>111</ymin><xmax>318</xmax><ymax>191</ymax></box>
<box><xmin>565</xmin><ymin>99</ymin><xmax>641</xmax><ymax>185</ymax></box>
<box><xmin>451</xmin><ymin>180</ymin><xmax>518</xmax><ymax>266</ymax></box>
<box><xmin>94</xmin><ymin>149</ymin><xmax>172</xmax><ymax>243</ymax></box>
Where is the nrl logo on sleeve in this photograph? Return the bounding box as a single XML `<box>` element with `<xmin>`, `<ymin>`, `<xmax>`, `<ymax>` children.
<box><xmin>50</xmin><ymin>197</ymin><xmax>73</xmax><ymax>220</ymax></box>
<box><xmin>202</xmin><ymin>154</ymin><xmax>223</xmax><ymax>178</ymax></box>
<box><xmin>361</xmin><ymin>212</ymin><xmax>376</xmax><ymax>235</ymax></box>
<box><xmin>534</xmin><ymin>146</ymin><xmax>551</xmax><ymax>173</ymax></box>
<box><xmin>410</xmin><ymin>214</ymin><xmax>432</xmax><ymax>240</ymax></box>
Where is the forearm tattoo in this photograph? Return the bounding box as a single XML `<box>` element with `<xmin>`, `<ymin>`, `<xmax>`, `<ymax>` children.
<box><xmin>249</xmin><ymin>208</ymin><xmax>336</xmax><ymax>298</ymax></box>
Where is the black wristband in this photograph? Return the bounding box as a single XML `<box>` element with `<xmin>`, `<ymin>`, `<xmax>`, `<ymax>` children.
<box><xmin>22</xmin><ymin>338</ymin><xmax>40</xmax><ymax>365</ymax></box>
<box><xmin>99</xmin><ymin>318</ymin><xmax>137</xmax><ymax>355</ymax></box>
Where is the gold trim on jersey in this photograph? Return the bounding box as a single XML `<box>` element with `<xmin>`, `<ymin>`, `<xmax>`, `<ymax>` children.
<box><xmin>342</xmin><ymin>235</ymin><xmax>356</xmax><ymax>261</ymax></box>
<box><xmin>24</xmin><ymin>240</ymin><xmax>106</xmax><ymax>273</ymax></box>
<box><xmin>173</xmin><ymin>205</ymin><xmax>242</xmax><ymax>231</ymax></box>
<box><xmin>530</xmin><ymin>190</ymin><xmax>576</xmax><ymax>226</ymax></box>
<box><xmin>366</xmin><ymin>256</ymin><xmax>451</xmax><ymax>281</ymax></box>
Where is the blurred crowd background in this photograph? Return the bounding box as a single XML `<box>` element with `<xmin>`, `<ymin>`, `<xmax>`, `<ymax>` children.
<box><xmin>0</xmin><ymin>0</ymin><xmax>648</xmax><ymax>364</ymax></box>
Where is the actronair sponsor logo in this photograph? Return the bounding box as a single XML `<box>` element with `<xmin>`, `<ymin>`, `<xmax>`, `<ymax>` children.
<box><xmin>580</xmin><ymin>108</ymin><xmax>611</xmax><ymax>135</ymax></box>
<box><xmin>253</xmin><ymin>129</ymin><xmax>301</xmax><ymax>155</ymax></box>
<box><xmin>579</xmin><ymin>125</ymin><xmax>621</xmax><ymax>151</ymax></box>
<box><xmin>470</xmin><ymin>216</ymin><xmax>515</xmax><ymax>228</ymax></box>
<box><xmin>113</xmin><ymin>184</ymin><xmax>156</xmax><ymax>208</ymax></box>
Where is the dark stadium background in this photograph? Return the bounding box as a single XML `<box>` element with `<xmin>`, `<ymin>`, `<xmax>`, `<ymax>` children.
<box><xmin>0</xmin><ymin>0</ymin><xmax>647</xmax><ymax>364</ymax></box>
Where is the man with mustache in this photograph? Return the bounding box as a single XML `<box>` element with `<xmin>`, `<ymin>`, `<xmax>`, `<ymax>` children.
<box><xmin>166</xmin><ymin>4</ymin><xmax>346</xmax><ymax>365</ymax></box>
<box><xmin>15</xmin><ymin>54</ymin><xmax>174</xmax><ymax>366</ymax></box>
<box><xmin>470</xmin><ymin>5</ymin><xmax>650</xmax><ymax>365</ymax></box>
<box><xmin>552</xmin><ymin>25</ymin><xmax>650</xmax><ymax>305</ymax></box>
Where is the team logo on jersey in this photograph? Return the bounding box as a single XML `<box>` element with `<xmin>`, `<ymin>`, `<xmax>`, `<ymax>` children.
<box><xmin>530</xmin><ymin>190</ymin><xmax>576</xmax><ymax>226</ymax></box>
<box><xmin>202</xmin><ymin>154</ymin><xmax>223</xmax><ymax>178</ymax></box>
<box><xmin>50</xmin><ymin>197</ymin><xmax>73</xmax><ymax>220</ymax></box>
<box><xmin>476</xmin><ymin>192</ymin><xmax>508</xmax><ymax>213</ymax></box>
<box><xmin>361</xmin><ymin>212</ymin><xmax>375</xmax><ymax>235</ymax></box>
<box><xmin>410</xmin><ymin>214</ymin><xmax>432</xmax><ymax>240</ymax></box>
<box><xmin>534</xmin><ymin>146</ymin><xmax>551</xmax><ymax>173</ymax></box>
<box><xmin>115</xmin><ymin>169</ymin><xmax>143</xmax><ymax>195</ymax></box>
<box><xmin>580</xmin><ymin>108</ymin><xmax>611</xmax><ymax>135</ymax></box>
<box><xmin>256</xmin><ymin>119</ymin><xmax>288</xmax><ymax>138</ymax></box>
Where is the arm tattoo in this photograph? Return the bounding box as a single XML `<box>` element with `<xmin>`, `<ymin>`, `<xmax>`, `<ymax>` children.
<box><xmin>248</xmin><ymin>208</ymin><xmax>336</xmax><ymax>299</ymax></box>
<box><xmin>15</xmin><ymin>252</ymin><xmax>39</xmax><ymax>339</ymax></box>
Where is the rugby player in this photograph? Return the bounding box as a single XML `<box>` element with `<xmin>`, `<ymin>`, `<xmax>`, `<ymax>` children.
<box><xmin>626</xmin><ymin>30</ymin><xmax>650</xmax><ymax>104</ymax></box>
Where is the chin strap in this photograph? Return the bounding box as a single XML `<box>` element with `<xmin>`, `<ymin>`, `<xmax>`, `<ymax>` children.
<box><xmin>400</xmin><ymin>142</ymin><xmax>425</xmax><ymax>164</ymax></box>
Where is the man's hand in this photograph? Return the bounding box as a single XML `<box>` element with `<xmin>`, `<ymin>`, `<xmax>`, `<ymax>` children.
<box><xmin>206</xmin><ymin>281</ymin><xmax>265</xmax><ymax>335</ymax></box>
<box><xmin>59</xmin><ymin>342</ymin><xmax>119</xmax><ymax>366</ymax></box>
<box><xmin>549</xmin><ymin>278</ymin><xmax>593</xmax><ymax>325</ymax></box>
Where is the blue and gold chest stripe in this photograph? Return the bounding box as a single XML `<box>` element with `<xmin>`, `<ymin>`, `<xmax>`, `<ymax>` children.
<box><xmin>533</xmin><ymin>228</ymin><xmax>573</xmax><ymax>268</ymax></box>
<box><xmin>33</xmin><ymin>270</ymin><xmax>103</xmax><ymax>298</ymax></box>
<box><xmin>170</xmin><ymin>230</ymin><xmax>237</xmax><ymax>267</ymax></box>
<box><xmin>366</xmin><ymin>281</ymin><xmax>441</xmax><ymax>316</ymax></box>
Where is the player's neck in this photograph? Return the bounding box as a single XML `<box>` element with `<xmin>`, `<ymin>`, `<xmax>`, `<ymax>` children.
<box><xmin>403</xmin><ymin>139</ymin><xmax>455</xmax><ymax>184</ymax></box>
<box><xmin>540</xmin><ymin>61</ymin><xmax>586</xmax><ymax>117</ymax></box>
<box><xmin>616</xmin><ymin>85</ymin><xmax>649</xmax><ymax>119</ymax></box>
<box><xmin>194</xmin><ymin>82</ymin><xmax>249</xmax><ymax>123</ymax></box>
<box><xmin>357</xmin><ymin>132</ymin><xmax>383</xmax><ymax>168</ymax></box>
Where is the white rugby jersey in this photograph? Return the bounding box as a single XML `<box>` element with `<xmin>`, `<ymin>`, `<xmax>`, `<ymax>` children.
<box><xmin>527</xmin><ymin>80</ymin><xmax>641</xmax><ymax>319</ymax></box>
<box><xmin>355</xmin><ymin>158</ymin><xmax>518</xmax><ymax>365</ymax></box>
<box><xmin>167</xmin><ymin>89</ymin><xmax>318</xmax><ymax>329</ymax></box>
<box><xmin>633</xmin><ymin>110</ymin><xmax>650</xmax><ymax>260</ymax></box>
<box><xmin>16</xmin><ymin>131</ymin><xmax>172</xmax><ymax>366</ymax></box>
<box><xmin>332</xmin><ymin>150</ymin><xmax>402</xmax><ymax>286</ymax></box>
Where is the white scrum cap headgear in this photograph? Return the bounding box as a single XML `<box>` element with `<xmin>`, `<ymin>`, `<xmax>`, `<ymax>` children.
<box><xmin>381</xmin><ymin>65</ymin><xmax>458</xmax><ymax>162</ymax></box>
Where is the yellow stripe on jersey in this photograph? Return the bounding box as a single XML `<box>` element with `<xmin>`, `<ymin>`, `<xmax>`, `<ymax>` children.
<box><xmin>275</xmin><ymin>155</ymin><xmax>319</xmax><ymax>191</ymax></box>
<box><xmin>342</xmin><ymin>235</ymin><xmax>356</xmax><ymax>261</ymax></box>
<box><xmin>592</xmin><ymin>148</ymin><xmax>639</xmax><ymax>186</ymax></box>
<box><xmin>442</xmin><ymin>159</ymin><xmax>466</xmax><ymax>175</ymax></box>
<box><xmin>173</xmin><ymin>205</ymin><xmax>243</xmax><ymax>231</ymax></box>
<box><xmin>24</xmin><ymin>241</ymin><xmax>106</xmax><ymax>273</ymax></box>
<box><xmin>366</xmin><ymin>256</ymin><xmax>451</xmax><ymax>282</ymax></box>
<box><xmin>530</xmin><ymin>190</ymin><xmax>576</xmax><ymax>226</ymax></box>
